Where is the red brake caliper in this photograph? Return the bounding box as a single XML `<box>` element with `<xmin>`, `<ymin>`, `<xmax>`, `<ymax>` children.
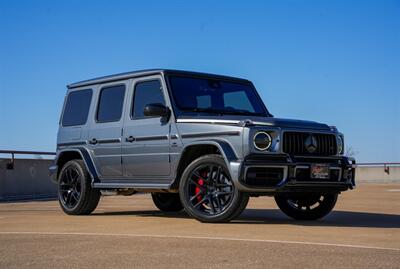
<box><xmin>195</xmin><ymin>172</ymin><xmax>207</xmax><ymax>202</ymax></box>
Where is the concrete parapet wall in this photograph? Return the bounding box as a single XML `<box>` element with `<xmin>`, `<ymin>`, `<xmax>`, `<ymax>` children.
<box><xmin>0</xmin><ymin>158</ymin><xmax>57</xmax><ymax>201</ymax></box>
<box><xmin>356</xmin><ymin>166</ymin><xmax>400</xmax><ymax>183</ymax></box>
<box><xmin>0</xmin><ymin>157</ymin><xmax>399</xmax><ymax>202</ymax></box>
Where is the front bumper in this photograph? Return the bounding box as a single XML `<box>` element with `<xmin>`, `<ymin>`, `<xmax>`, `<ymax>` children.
<box><xmin>231</xmin><ymin>154</ymin><xmax>356</xmax><ymax>194</ymax></box>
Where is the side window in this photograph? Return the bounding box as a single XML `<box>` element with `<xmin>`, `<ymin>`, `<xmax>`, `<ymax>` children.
<box><xmin>132</xmin><ymin>80</ymin><xmax>165</xmax><ymax>119</ymax></box>
<box><xmin>97</xmin><ymin>85</ymin><xmax>125</xmax><ymax>123</ymax></box>
<box><xmin>62</xmin><ymin>89</ymin><xmax>92</xmax><ymax>126</ymax></box>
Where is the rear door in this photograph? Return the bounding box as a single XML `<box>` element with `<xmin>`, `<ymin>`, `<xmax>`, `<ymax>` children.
<box><xmin>122</xmin><ymin>76</ymin><xmax>171</xmax><ymax>179</ymax></box>
<box><xmin>87</xmin><ymin>83</ymin><xmax>126</xmax><ymax>178</ymax></box>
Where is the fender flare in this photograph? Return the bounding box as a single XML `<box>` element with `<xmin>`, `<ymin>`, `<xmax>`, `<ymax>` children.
<box><xmin>171</xmin><ymin>139</ymin><xmax>239</xmax><ymax>188</ymax></box>
<box><xmin>56</xmin><ymin>147</ymin><xmax>99</xmax><ymax>183</ymax></box>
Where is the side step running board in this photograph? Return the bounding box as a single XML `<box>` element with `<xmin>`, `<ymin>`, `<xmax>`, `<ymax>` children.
<box><xmin>92</xmin><ymin>182</ymin><xmax>171</xmax><ymax>190</ymax></box>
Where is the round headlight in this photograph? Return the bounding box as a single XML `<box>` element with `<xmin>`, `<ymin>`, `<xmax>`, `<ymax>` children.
<box><xmin>253</xmin><ymin>132</ymin><xmax>272</xmax><ymax>151</ymax></box>
<box><xmin>337</xmin><ymin>135</ymin><xmax>344</xmax><ymax>155</ymax></box>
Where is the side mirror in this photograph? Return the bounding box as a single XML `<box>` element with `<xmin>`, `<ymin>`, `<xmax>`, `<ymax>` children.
<box><xmin>144</xmin><ymin>103</ymin><xmax>170</xmax><ymax>118</ymax></box>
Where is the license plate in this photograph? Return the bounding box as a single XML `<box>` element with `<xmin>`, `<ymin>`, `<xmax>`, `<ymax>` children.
<box><xmin>311</xmin><ymin>164</ymin><xmax>330</xmax><ymax>179</ymax></box>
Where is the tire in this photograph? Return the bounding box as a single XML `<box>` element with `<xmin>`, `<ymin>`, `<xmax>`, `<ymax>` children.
<box><xmin>274</xmin><ymin>193</ymin><xmax>338</xmax><ymax>220</ymax></box>
<box><xmin>151</xmin><ymin>193</ymin><xmax>183</xmax><ymax>212</ymax></box>
<box><xmin>179</xmin><ymin>154</ymin><xmax>249</xmax><ymax>223</ymax></box>
<box><xmin>58</xmin><ymin>160</ymin><xmax>100</xmax><ymax>215</ymax></box>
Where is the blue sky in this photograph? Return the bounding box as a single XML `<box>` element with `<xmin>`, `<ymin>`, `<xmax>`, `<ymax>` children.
<box><xmin>0</xmin><ymin>0</ymin><xmax>399</xmax><ymax>162</ymax></box>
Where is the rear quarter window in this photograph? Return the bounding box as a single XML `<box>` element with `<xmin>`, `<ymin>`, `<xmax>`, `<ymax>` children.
<box><xmin>62</xmin><ymin>89</ymin><xmax>93</xmax><ymax>126</ymax></box>
<box><xmin>96</xmin><ymin>85</ymin><xmax>126</xmax><ymax>123</ymax></box>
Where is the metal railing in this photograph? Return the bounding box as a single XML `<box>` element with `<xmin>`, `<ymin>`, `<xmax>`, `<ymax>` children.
<box><xmin>356</xmin><ymin>162</ymin><xmax>400</xmax><ymax>166</ymax></box>
<box><xmin>0</xmin><ymin>150</ymin><xmax>56</xmax><ymax>170</ymax></box>
<box><xmin>355</xmin><ymin>162</ymin><xmax>400</xmax><ymax>175</ymax></box>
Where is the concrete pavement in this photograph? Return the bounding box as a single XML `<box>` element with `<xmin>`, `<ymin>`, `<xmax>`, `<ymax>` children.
<box><xmin>0</xmin><ymin>183</ymin><xmax>399</xmax><ymax>268</ymax></box>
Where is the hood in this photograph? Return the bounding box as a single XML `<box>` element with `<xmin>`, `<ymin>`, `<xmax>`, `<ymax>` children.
<box><xmin>177</xmin><ymin>115</ymin><xmax>331</xmax><ymax>130</ymax></box>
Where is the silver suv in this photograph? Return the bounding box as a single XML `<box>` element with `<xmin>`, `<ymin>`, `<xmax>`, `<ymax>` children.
<box><xmin>50</xmin><ymin>69</ymin><xmax>356</xmax><ymax>222</ymax></box>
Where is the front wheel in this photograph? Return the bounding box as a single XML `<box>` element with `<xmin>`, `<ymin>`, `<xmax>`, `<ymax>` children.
<box><xmin>179</xmin><ymin>154</ymin><xmax>249</xmax><ymax>223</ymax></box>
<box><xmin>275</xmin><ymin>193</ymin><xmax>338</xmax><ymax>220</ymax></box>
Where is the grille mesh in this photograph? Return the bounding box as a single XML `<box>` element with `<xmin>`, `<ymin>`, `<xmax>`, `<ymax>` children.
<box><xmin>282</xmin><ymin>132</ymin><xmax>337</xmax><ymax>156</ymax></box>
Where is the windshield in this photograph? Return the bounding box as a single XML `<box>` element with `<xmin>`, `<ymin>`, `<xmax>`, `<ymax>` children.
<box><xmin>168</xmin><ymin>75</ymin><xmax>268</xmax><ymax>116</ymax></box>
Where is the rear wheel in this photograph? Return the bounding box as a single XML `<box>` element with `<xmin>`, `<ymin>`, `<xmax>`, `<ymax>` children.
<box><xmin>151</xmin><ymin>193</ymin><xmax>183</xmax><ymax>212</ymax></box>
<box><xmin>179</xmin><ymin>154</ymin><xmax>249</xmax><ymax>223</ymax></box>
<box><xmin>58</xmin><ymin>160</ymin><xmax>100</xmax><ymax>215</ymax></box>
<box><xmin>274</xmin><ymin>193</ymin><xmax>338</xmax><ymax>220</ymax></box>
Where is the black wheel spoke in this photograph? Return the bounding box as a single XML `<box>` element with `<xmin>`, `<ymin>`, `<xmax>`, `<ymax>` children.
<box><xmin>189</xmin><ymin>191</ymin><xmax>203</xmax><ymax>203</ymax></box>
<box><xmin>193</xmin><ymin>196</ymin><xmax>207</xmax><ymax>208</ymax></box>
<box><xmin>71</xmin><ymin>191</ymin><xmax>79</xmax><ymax>202</ymax></box>
<box><xmin>216</xmin><ymin>191</ymin><xmax>233</xmax><ymax>196</ymax></box>
<box><xmin>214</xmin><ymin>195</ymin><xmax>222</xmax><ymax>211</ymax></box>
<box><xmin>215</xmin><ymin>167</ymin><xmax>221</xmax><ymax>183</ymax></box>
<box><xmin>206</xmin><ymin>165</ymin><xmax>214</xmax><ymax>183</ymax></box>
<box><xmin>208</xmin><ymin>196</ymin><xmax>216</xmax><ymax>213</ymax></box>
<box><xmin>215</xmin><ymin>183</ymin><xmax>231</xmax><ymax>188</ymax></box>
<box><xmin>288</xmin><ymin>195</ymin><xmax>324</xmax><ymax>211</ymax></box>
<box><xmin>187</xmin><ymin>163</ymin><xmax>235</xmax><ymax>216</ymax></box>
<box><xmin>59</xmin><ymin>166</ymin><xmax>81</xmax><ymax>209</ymax></box>
<box><xmin>192</xmin><ymin>171</ymin><xmax>202</xmax><ymax>180</ymax></box>
<box><xmin>189</xmin><ymin>178</ymin><xmax>206</xmax><ymax>190</ymax></box>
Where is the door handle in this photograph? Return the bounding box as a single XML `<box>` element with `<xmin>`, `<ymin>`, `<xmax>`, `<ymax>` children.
<box><xmin>126</xmin><ymin>136</ymin><xmax>135</xmax><ymax>143</ymax></box>
<box><xmin>88</xmin><ymin>138</ymin><xmax>98</xmax><ymax>145</ymax></box>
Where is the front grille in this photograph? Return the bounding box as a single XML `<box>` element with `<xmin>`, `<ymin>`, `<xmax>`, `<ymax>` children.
<box><xmin>283</xmin><ymin>132</ymin><xmax>337</xmax><ymax>156</ymax></box>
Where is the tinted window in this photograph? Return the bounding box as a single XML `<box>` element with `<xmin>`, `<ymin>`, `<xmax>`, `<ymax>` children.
<box><xmin>168</xmin><ymin>76</ymin><xmax>266</xmax><ymax>116</ymax></box>
<box><xmin>97</xmin><ymin>85</ymin><xmax>125</xmax><ymax>122</ymax></box>
<box><xmin>132</xmin><ymin>80</ymin><xmax>165</xmax><ymax>119</ymax></box>
<box><xmin>62</xmin><ymin>89</ymin><xmax>92</xmax><ymax>126</ymax></box>
<box><xmin>223</xmin><ymin>91</ymin><xmax>255</xmax><ymax>112</ymax></box>
<box><xmin>196</xmin><ymin>95</ymin><xmax>211</xmax><ymax>109</ymax></box>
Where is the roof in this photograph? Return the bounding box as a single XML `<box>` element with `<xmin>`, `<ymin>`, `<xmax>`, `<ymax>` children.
<box><xmin>67</xmin><ymin>69</ymin><xmax>250</xmax><ymax>89</ymax></box>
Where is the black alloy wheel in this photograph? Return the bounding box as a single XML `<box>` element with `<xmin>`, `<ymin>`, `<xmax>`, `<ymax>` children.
<box><xmin>59</xmin><ymin>165</ymin><xmax>82</xmax><ymax>209</ymax></box>
<box><xmin>180</xmin><ymin>155</ymin><xmax>248</xmax><ymax>222</ymax></box>
<box><xmin>275</xmin><ymin>193</ymin><xmax>338</xmax><ymax>220</ymax></box>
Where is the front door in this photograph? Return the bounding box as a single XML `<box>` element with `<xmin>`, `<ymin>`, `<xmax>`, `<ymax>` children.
<box><xmin>122</xmin><ymin>76</ymin><xmax>171</xmax><ymax>179</ymax></box>
<box><xmin>87</xmin><ymin>83</ymin><xmax>126</xmax><ymax>178</ymax></box>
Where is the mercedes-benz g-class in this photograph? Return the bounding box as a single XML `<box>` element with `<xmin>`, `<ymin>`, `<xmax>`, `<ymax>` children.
<box><xmin>50</xmin><ymin>69</ymin><xmax>356</xmax><ymax>222</ymax></box>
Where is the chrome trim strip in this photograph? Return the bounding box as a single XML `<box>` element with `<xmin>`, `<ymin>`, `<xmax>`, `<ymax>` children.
<box><xmin>134</xmin><ymin>135</ymin><xmax>168</xmax><ymax>142</ymax></box>
<box><xmin>252</xmin><ymin>121</ymin><xmax>274</xmax><ymax>126</ymax></box>
<box><xmin>177</xmin><ymin>119</ymin><xmax>240</xmax><ymax>125</ymax></box>
<box><xmin>96</xmin><ymin>138</ymin><xmax>121</xmax><ymax>144</ymax></box>
<box><xmin>181</xmin><ymin>131</ymin><xmax>241</xmax><ymax>139</ymax></box>
<box><xmin>57</xmin><ymin>141</ymin><xmax>86</xmax><ymax>147</ymax></box>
